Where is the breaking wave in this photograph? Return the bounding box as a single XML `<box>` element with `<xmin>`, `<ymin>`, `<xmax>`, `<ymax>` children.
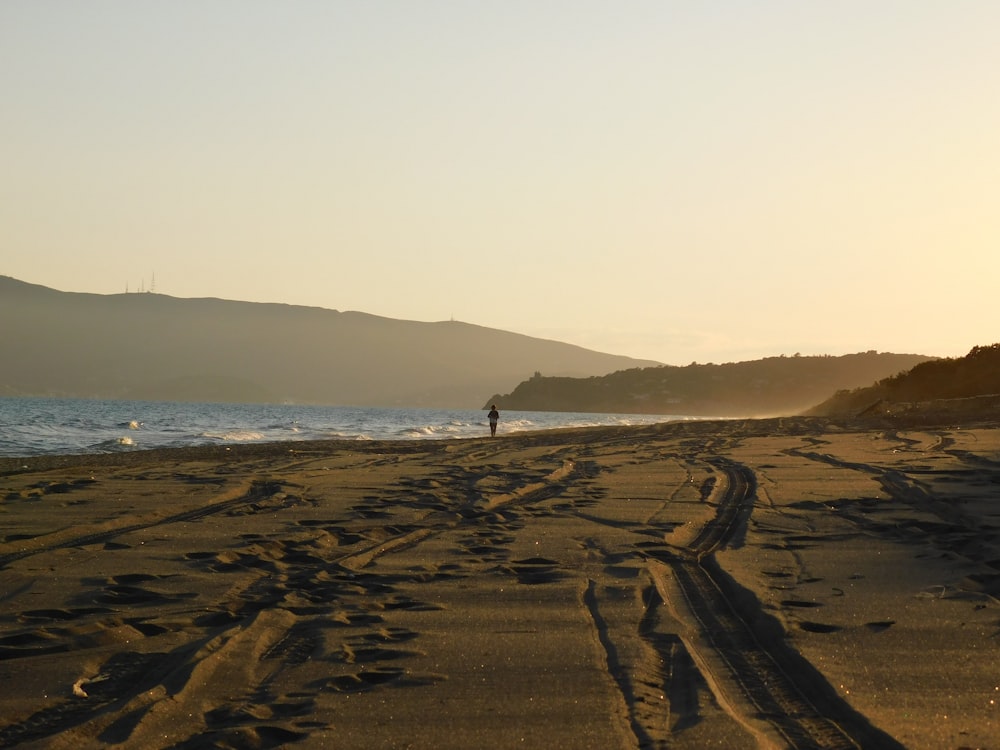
<box><xmin>0</xmin><ymin>398</ymin><xmax>699</xmax><ymax>457</ymax></box>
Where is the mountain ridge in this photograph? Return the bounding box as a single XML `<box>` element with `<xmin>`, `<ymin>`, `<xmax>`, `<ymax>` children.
<box><xmin>485</xmin><ymin>351</ymin><xmax>936</xmax><ymax>417</ymax></box>
<box><xmin>0</xmin><ymin>276</ymin><xmax>661</xmax><ymax>408</ymax></box>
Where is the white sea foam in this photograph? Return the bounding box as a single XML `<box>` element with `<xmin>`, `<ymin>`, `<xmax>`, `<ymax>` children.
<box><xmin>502</xmin><ymin>418</ymin><xmax>535</xmax><ymax>430</ymax></box>
<box><xmin>400</xmin><ymin>426</ymin><xmax>438</xmax><ymax>437</ymax></box>
<box><xmin>0</xmin><ymin>397</ymin><xmax>700</xmax><ymax>457</ymax></box>
<box><xmin>200</xmin><ymin>430</ymin><xmax>266</xmax><ymax>442</ymax></box>
<box><xmin>88</xmin><ymin>436</ymin><xmax>138</xmax><ymax>452</ymax></box>
<box><xmin>324</xmin><ymin>431</ymin><xmax>373</xmax><ymax>441</ymax></box>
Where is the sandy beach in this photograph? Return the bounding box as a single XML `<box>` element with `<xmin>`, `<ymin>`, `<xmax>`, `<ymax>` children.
<box><xmin>1</xmin><ymin>416</ymin><xmax>998</xmax><ymax>749</ymax></box>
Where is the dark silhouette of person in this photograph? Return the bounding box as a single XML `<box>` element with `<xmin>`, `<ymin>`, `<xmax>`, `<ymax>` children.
<box><xmin>488</xmin><ymin>405</ymin><xmax>499</xmax><ymax>437</ymax></box>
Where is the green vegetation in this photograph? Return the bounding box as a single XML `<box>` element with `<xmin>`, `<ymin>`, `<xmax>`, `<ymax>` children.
<box><xmin>485</xmin><ymin>352</ymin><xmax>934</xmax><ymax>417</ymax></box>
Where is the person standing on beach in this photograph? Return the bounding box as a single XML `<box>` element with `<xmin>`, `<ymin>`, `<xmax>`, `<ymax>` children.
<box><xmin>488</xmin><ymin>405</ymin><xmax>499</xmax><ymax>437</ymax></box>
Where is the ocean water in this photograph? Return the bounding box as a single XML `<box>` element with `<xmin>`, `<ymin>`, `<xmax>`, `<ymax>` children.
<box><xmin>0</xmin><ymin>397</ymin><xmax>692</xmax><ymax>457</ymax></box>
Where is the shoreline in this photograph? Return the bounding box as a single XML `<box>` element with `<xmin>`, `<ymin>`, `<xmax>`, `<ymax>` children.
<box><xmin>0</xmin><ymin>413</ymin><xmax>941</xmax><ymax>469</ymax></box>
<box><xmin>2</xmin><ymin>415</ymin><xmax>998</xmax><ymax>747</ymax></box>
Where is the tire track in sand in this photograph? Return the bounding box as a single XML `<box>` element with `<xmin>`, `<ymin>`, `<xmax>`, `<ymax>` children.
<box><xmin>647</xmin><ymin>458</ymin><xmax>904</xmax><ymax>749</ymax></box>
<box><xmin>0</xmin><ymin>480</ymin><xmax>287</xmax><ymax>570</ymax></box>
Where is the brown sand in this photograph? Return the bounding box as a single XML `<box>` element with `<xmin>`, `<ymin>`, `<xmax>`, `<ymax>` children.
<box><xmin>1</xmin><ymin>417</ymin><xmax>998</xmax><ymax>749</ymax></box>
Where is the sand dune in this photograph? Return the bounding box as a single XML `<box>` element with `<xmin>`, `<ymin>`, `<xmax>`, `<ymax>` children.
<box><xmin>1</xmin><ymin>417</ymin><xmax>998</xmax><ymax>748</ymax></box>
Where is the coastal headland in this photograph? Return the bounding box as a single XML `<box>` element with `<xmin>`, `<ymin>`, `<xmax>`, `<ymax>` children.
<box><xmin>1</xmin><ymin>416</ymin><xmax>998</xmax><ymax>748</ymax></box>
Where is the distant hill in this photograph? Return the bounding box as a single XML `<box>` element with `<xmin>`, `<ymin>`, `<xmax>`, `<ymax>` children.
<box><xmin>806</xmin><ymin>344</ymin><xmax>1000</xmax><ymax>418</ymax></box>
<box><xmin>484</xmin><ymin>352</ymin><xmax>935</xmax><ymax>417</ymax></box>
<box><xmin>0</xmin><ymin>276</ymin><xmax>660</xmax><ymax>408</ymax></box>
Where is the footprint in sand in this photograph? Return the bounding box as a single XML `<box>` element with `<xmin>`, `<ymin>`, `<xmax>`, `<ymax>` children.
<box><xmin>865</xmin><ymin>620</ymin><xmax>896</xmax><ymax>632</ymax></box>
<box><xmin>18</xmin><ymin>607</ymin><xmax>113</xmax><ymax>623</ymax></box>
<box><xmin>319</xmin><ymin>667</ymin><xmax>444</xmax><ymax>694</ymax></box>
<box><xmin>503</xmin><ymin>557</ymin><xmax>567</xmax><ymax>585</ymax></box>
<box><xmin>92</xmin><ymin>584</ymin><xmax>196</xmax><ymax>606</ymax></box>
<box><xmin>798</xmin><ymin>621</ymin><xmax>842</xmax><ymax>634</ymax></box>
<box><xmin>323</xmin><ymin>667</ymin><xmax>406</xmax><ymax>693</ymax></box>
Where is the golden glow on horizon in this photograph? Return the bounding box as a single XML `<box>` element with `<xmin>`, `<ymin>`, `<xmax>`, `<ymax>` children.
<box><xmin>2</xmin><ymin>2</ymin><xmax>997</xmax><ymax>363</ymax></box>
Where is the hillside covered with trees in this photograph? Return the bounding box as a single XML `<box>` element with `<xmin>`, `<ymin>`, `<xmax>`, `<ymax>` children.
<box><xmin>807</xmin><ymin>344</ymin><xmax>1000</xmax><ymax>417</ymax></box>
<box><xmin>485</xmin><ymin>352</ymin><xmax>933</xmax><ymax>417</ymax></box>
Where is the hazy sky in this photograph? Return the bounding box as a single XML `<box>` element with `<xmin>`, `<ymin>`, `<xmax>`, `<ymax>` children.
<box><xmin>3</xmin><ymin>2</ymin><xmax>997</xmax><ymax>365</ymax></box>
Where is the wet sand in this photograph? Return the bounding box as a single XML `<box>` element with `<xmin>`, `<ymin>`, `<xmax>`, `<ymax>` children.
<box><xmin>1</xmin><ymin>416</ymin><xmax>998</xmax><ymax>749</ymax></box>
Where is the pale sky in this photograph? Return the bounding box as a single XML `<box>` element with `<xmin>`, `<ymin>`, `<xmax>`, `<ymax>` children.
<box><xmin>3</xmin><ymin>1</ymin><xmax>998</xmax><ymax>365</ymax></box>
